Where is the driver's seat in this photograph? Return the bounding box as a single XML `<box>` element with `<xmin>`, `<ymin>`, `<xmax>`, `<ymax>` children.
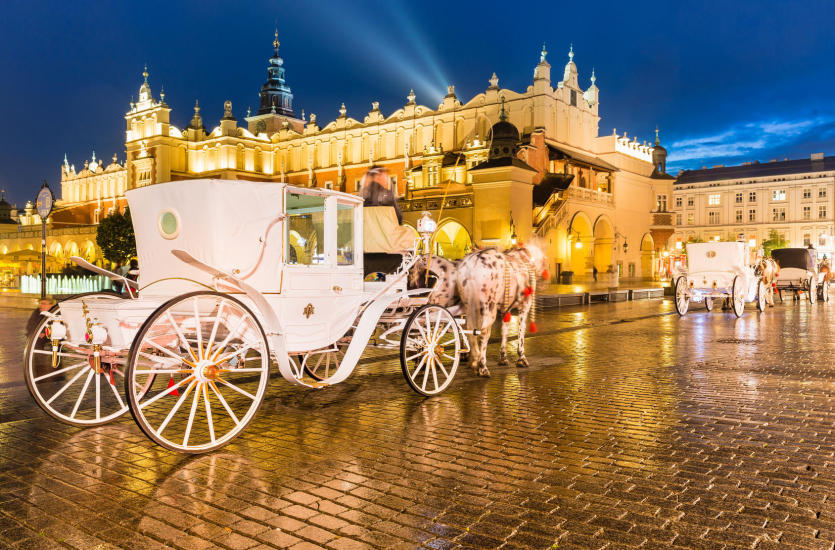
<box><xmin>363</xmin><ymin>206</ymin><xmax>415</xmax><ymax>276</ymax></box>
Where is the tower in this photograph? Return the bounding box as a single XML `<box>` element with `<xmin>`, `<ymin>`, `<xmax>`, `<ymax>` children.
<box><xmin>257</xmin><ymin>29</ymin><xmax>294</xmax><ymax>116</ymax></box>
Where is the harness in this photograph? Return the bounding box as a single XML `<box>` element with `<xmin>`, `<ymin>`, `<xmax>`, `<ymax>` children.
<box><xmin>499</xmin><ymin>253</ymin><xmax>538</xmax><ymax>333</ymax></box>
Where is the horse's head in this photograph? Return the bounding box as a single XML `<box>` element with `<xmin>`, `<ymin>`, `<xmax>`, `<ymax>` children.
<box><xmin>520</xmin><ymin>238</ymin><xmax>550</xmax><ymax>280</ymax></box>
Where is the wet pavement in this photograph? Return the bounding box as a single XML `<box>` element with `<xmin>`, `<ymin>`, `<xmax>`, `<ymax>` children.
<box><xmin>2</xmin><ymin>298</ymin><xmax>835</xmax><ymax>549</ymax></box>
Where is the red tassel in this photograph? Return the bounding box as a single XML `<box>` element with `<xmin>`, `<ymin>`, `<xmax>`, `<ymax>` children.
<box><xmin>528</xmin><ymin>321</ymin><xmax>538</xmax><ymax>333</ymax></box>
<box><xmin>108</xmin><ymin>368</ymin><xmax>115</xmax><ymax>386</ymax></box>
<box><xmin>503</xmin><ymin>312</ymin><xmax>511</xmax><ymax>323</ymax></box>
<box><xmin>524</xmin><ymin>286</ymin><xmax>533</xmax><ymax>296</ymax></box>
<box><xmin>167</xmin><ymin>376</ymin><xmax>179</xmax><ymax>396</ymax></box>
<box><xmin>541</xmin><ymin>269</ymin><xmax>550</xmax><ymax>280</ymax></box>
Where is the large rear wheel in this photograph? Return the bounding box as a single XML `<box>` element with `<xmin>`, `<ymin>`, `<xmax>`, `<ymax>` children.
<box><xmin>126</xmin><ymin>292</ymin><xmax>270</xmax><ymax>453</ymax></box>
<box><xmin>756</xmin><ymin>280</ymin><xmax>767</xmax><ymax>312</ymax></box>
<box><xmin>823</xmin><ymin>280</ymin><xmax>831</xmax><ymax>303</ymax></box>
<box><xmin>400</xmin><ymin>305</ymin><xmax>461</xmax><ymax>396</ymax></box>
<box><xmin>704</xmin><ymin>297</ymin><xmax>714</xmax><ymax>311</ymax></box>
<box><xmin>674</xmin><ymin>277</ymin><xmax>690</xmax><ymax>316</ymax></box>
<box><xmin>808</xmin><ymin>276</ymin><xmax>817</xmax><ymax>304</ymax></box>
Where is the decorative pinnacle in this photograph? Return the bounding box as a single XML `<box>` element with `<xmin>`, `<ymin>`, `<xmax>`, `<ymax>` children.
<box><xmin>540</xmin><ymin>43</ymin><xmax>547</xmax><ymax>62</ymax></box>
<box><xmin>273</xmin><ymin>28</ymin><xmax>280</xmax><ymax>53</ymax></box>
<box><xmin>655</xmin><ymin>126</ymin><xmax>660</xmax><ymax>146</ymax></box>
<box><xmin>407</xmin><ymin>89</ymin><xmax>416</xmax><ymax>104</ymax></box>
<box><xmin>160</xmin><ymin>85</ymin><xmax>165</xmax><ymax>101</ymax></box>
<box><xmin>500</xmin><ymin>95</ymin><xmax>507</xmax><ymax>121</ymax></box>
<box><xmin>194</xmin><ymin>99</ymin><xmax>200</xmax><ymax>113</ymax></box>
<box><xmin>590</xmin><ymin>68</ymin><xmax>596</xmax><ymax>84</ymax></box>
<box><xmin>247</xmin><ymin>106</ymin><xmax>251</xmax><ymax>117</ymax></box>
<box><xmin>568</xmin><ymin>43</ymin><xmax>574</xmax><ymax>62</ymax></box>
<box><xmin>142</xmin><ymin>64</ymin><xmax>149</xmax><ymax>83</ymax></box>
<box><xmin>339</xmin><ymin>102</ymin><xmax>346</xmax><ymax>116</ymax></box>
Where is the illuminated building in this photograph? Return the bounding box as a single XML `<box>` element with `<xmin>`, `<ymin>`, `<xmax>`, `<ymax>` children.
<box><xmin>672</xmin><ymin>153</ymin><xmax>835</xmax><ymax>257</ymax></box>
<box><xmin>1</xmin><ymin>34</ymin><xmax>674</xmax><ymax>282</ymax></box>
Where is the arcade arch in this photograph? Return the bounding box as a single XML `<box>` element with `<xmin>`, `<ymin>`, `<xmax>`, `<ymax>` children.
<box><xmin>593</xmin><ymin>215</ymin><xmax>614</xmax><ymax>273</ymax></box>
<box><xmin>640</xmin><ymin>233</ymin><xmax>655</xmax><ymax>279</ymax></box>
<box><xmin>434</xmin><ymin>219</ymin><xmax>472</xmax><ymax>260</ymax></box>
<box><xmin>568</xmin><ymin>212</ymin><xmax>594</xmax><ymax>278</ymax></box>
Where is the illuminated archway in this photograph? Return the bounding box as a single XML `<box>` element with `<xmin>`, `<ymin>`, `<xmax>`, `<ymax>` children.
<box><xmin>434</xmin><ymin>219</ymin><xmax>472</xmax><ymax>260</ymax></box>
<box><xmin>568</xmin><ymin>211</ymin><xmax>594</xmax><ymax>278</ymax></box>
<box><xmin>593</xmin><ymin>215</ymin><xmax>615</xmax><ymax>273</ymax></box>
<box><xmin>640</xmin><ymin>233</ymin><xmax>655</xmax><ymax>280</ymax></box>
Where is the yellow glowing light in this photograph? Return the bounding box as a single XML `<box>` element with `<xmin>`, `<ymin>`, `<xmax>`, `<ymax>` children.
<box><xmin>662</xmin><ymin>250</ymin><xmax>669</xmax><ymax>257</ymax></box>
<box><xmin>714</xmin><ymin>236</ymin><xmax>720</xmax><ymax>241</ymax></box>
<box><xmin>748</xmin><ymin>239</ymin><xmax>756</xmax><ymax>248</ymax></box>
<box><xmin>675</xmin><ymin>241</ymin><xmax>683</xmax><ymax>249</ymax></box>
<box><xmin>575</xmin><ymin>241</ymin><xmax>582</xmax><ymax>249</ymax></box>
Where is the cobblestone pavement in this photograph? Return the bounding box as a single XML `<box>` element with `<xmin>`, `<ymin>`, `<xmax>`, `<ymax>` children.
<box><xmin>3</xmin><ymin>298</ymin><xmax>835</xmax><ymax>549</ymax></box>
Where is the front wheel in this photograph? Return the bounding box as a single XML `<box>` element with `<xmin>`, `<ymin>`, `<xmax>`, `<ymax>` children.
<box><xmin>126</xmin><ymin>292</ymin><xmax>270</xmax><ymax>453</ymax></box>
<box><xmin>731</xmin><ymin>276</ymin><xmax>745</xmax><ymax>317</ymax></box>
<box><xmin>756</xmin><ymin>280</ymin><xmax>767</xmax><ymax>312</ymax></box>
<box><xmin>823</xmin><ymin>280</ymin><xmax>831</xmax><ymax>303</ymax></box>
<box><xmin>400</xmin><ymin>304</ymin><xmax>461</xmax><ymax>396</ymax></box>
<box><xmin>24</xmin><ymin>292</ymin><xmax>130</xmax><ymax>426</ymax></box>
<box><xmin>809</xmin><ymin>277</ymin><xmax>817</xmax><ymax>304</ymax></box>
<box><xmin>674</xmin><ymin>277</ymin><xmax>690</xmax><ymax>316</ymax></box>
<box><xmin>704</xmin><ymin>297</ymin><xmax>714</xmax><ymax>311</ymax></box>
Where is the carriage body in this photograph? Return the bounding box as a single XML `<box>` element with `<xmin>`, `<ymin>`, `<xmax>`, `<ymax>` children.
<box><xmin>27</xmin><ymin>179</ymin><xmax>468</xmax><ymax>452</ymax></box>
<box><xmin>673</xmin><ymin>242</ymin><xmax>765</xmax><ymax>316</ymax></box>
<box><xmin>771</xmin><ymin>247</ymin><xmax>829</xmax><ymax>302</ymax></box>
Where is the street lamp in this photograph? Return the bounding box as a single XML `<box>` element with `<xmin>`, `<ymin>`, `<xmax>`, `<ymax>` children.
<box><xmin>509</xmin><ymin>213</ymin><xmax>518</xmax><ymax>245</ymax></box>
<box><xmin>35</xmin><ymin>180</ymin><xmax>54</xmax><ymax>299</ymax></box>
<box><xmin>615</xmin><ymin>231</ymin><xmax>628</xmax><ymax>254</ymax></box>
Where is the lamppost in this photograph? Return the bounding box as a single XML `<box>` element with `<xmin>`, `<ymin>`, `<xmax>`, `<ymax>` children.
<box><xmin>35</xmin><ymin>180</ymin><xmax>54</xmax><ymax>299</ymax></box>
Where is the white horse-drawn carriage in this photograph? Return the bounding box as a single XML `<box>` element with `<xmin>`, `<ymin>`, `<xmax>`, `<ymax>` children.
<box><xmin>673</xmin><ymin>241</ymin><xmax>768</xmax><ymax>317</ymax></box>
<box><xmin>771</xmin><ymin>247</ymin><xmax>830</xmax><ymax>303</ymax></box>
<box><xmin>24</xmin><ymin>179</ymin><xmax>472</xmax><ymax>453</ymax></box>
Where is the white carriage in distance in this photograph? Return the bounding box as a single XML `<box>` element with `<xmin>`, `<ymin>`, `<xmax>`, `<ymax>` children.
<box><xmin>24</xmin><ymin>179</ymin><xmax>473</xmax><ymax>453</ymax></box>
<box><xmin>771</xmin><ymin>247</ymin><xmax>831</xmax><ymax>303</ymax></box>
<box><xmin>673</xmin><ymin>241</ymin><xmax>769</xmax><ymax>317</ymax></box>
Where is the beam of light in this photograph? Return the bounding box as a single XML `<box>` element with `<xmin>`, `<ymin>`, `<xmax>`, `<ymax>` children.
<box><xmin>305</xmin><ymin>3</ymin><xmax>446</xmax><ymax>106</ymax></box>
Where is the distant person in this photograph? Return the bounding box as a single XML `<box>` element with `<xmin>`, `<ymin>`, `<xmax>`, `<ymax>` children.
<box><xmin>593</xmin><ymin>265</ymin><xmax>598</xmax><ymax>282</ymax></box>
<box><xmin>126</xmin><ymin>259</ymin><xmax>139</xmax><ymax>283</ymax></box>
<box><xmin>26</xmin><ymin>298</ymin><xmax>54</xmax><ymax>338</ymax></box>
<box><xmin>360</xmin><ymin>166</ymin><xmax>402</xmax><ymax>223</ymax></box>
<box><xmin>111</xmin><ymin>261</ymin><xmax>123</xmax><ymax>293</ymax></box>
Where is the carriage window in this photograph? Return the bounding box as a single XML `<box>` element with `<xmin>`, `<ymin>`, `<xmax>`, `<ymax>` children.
<box><xmin>286</xmin><ymin>192</ymin><xmax>326</xmax><ymax>265</ymax></box>
<box><xmin>336</xmin><ymin>203</ymin><xmax>355</xmax><ymax>266</ymax></box>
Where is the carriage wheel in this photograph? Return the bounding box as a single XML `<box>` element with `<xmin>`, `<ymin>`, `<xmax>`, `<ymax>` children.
<box><xmin>303</xmin><ymin>344</ymin><xmax>346</xmax><ymax>381</ymax></box>
<box><xmin>704</xmin><ymin>297</ymin><xmax>714</xmax><ymax>311</ymax></box>
<box><xmin>823</xmin><ymin>280</ymin><xmax>831</xmax><ymax>303</ymax></box>
<box><xmin>756</xmin><ymin>281</ymin><xmax>767</xmax><ymax>312</ymax></box>
<box><xmin>126</xmin><ymin>292</ymin><xmax>270</xmax><ymax>453</ymax></box>
<box><xmin>674</xmin><ymin>277</ymin><xmax>690</xmax><ymax>316</ymax></box>
<box><xmin>808</xmin><ymin>277</ymin><xmax>817</xmax><ymax>304</ymax></box>
<box><xmin>731</xmin><ymin>276</ymin><xmax>745</xmax><ymax>317</ymax></box>
<box><xmin>23</xmin><ymin>292</ymin><xmax>131</xmax><ymax>426</ymax></box>
<box><xmin>400</xmin><ymin>304</ymin><xmax>461</xmax><ymax>396</ymax></box>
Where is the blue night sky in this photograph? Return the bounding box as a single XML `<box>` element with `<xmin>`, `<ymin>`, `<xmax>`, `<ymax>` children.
<box><xmin>1</xmin><ymin>0</ymin><xmax>833</xmax><ymax>207</ymax></box>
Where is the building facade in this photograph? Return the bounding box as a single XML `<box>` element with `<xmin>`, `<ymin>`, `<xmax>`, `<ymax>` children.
<box><xmin>2</xmin><ymin>35</ymin><xmax>674</xmax><ymax>283</ymax></box>
<box><xmin>672</xmin><ymin>154</ymin><xmax>835</xmax><ymax>257</ymax></box>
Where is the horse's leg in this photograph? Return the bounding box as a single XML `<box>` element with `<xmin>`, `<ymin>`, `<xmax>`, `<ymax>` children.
<box><xmin>516</xmin><ymin>298</ymin><xmax>530</xmax><ymax>368</ymax></box>
<box><xmin>477</xmin><ymin>317</ymin><xmax>492</xmax><ymax>377</ymax></box>
<box><xmin>499</xmin><ymin>317</ymin><xmax>509</xmax><ymax>366</ymax></box>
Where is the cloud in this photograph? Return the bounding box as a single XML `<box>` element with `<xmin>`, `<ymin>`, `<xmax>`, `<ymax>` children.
<box><xmin>667</xmin><ymin>115</ymin><xmax>835</xmax><ymax>168</ymax></box>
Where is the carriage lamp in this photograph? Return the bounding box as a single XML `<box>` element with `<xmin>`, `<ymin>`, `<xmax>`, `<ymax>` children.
<box><xmin>84</xmin><ymin>324</ymin><xmax>108</xmax><ymax>373</ymax></box>
<box><xmin>417</xmin><ymin>211</ymin><xmax>437</xmax><ymax>251</ymax></box>
<box><xmin>47</xmin><ymin>320</ymin><xmax>66</xmax><ymax>368</ymax></box>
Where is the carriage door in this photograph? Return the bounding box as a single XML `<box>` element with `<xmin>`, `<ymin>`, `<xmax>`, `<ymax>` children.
<box><xmin>281</xmin><ymin>191</ymin><xmax>363</xmax><ymax>352</ymax></box>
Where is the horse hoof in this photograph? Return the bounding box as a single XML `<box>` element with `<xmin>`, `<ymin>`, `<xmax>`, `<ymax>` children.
<box><xmin>516</xmin><ymin>358</ymin><xmax>529</xmax><ymax>368</ymax></box>
<box><xmin>478</xmin><ymin>368</ymin><xmax>491</xmax><ymax>377</ymax></box>
<box><xmin>498</xmin><ymin>357</ymin><xmax>509</xmax><ymax>366</ymax></box>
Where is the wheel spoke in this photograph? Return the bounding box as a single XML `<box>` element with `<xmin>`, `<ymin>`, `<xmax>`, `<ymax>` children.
<box><xmin>139</xmin><ymin>374</ymin><xmax>195</xmax><ymax>409</ymax></box>
<box><xmin>45</xmin><ymin>366</ymin><xmax>89</xmax><ymax>405</ymax></box>
<box><xmin>70</xmin><ymin>370</ymin><xmax>95</xmax><ymax>419</ymax></box>
<box><xmin>205</xmin><ymin>300</ymin><xmax>226</xmax><ymax>360</ymax></box>
<box><xmin>209</xmin><ymin>381</ymin><xmax>239</xmax><ymax>425</ymax></box>
<box><xmin>108</xmin><ymin>378</ymin><xmax>126</xmax><ymax>409</ymax></box>
<box><xmin>165</xmin><ymin>311</ymin><xmax>197</xmax><ymax>362</ymax></box>
<box><xmin>209</xmin><ymin>314</ymin><xmax>249</xmax><ymax>361</ymax></box>
<box><xmin>182</xmin><ymin>382</ymin><xmax>202</xmax><ymax>447</ymax></box>
<box><xmin>216</xmin><ymin>376</ymin><xmax>256</xmax><ymax>400</ymax></box>
<box><xmin>95</xmin><ymin>369</ymin><xmax>101</xmax><ymax>420</ymax></box>
<box><xmin>157</xmin><ymin>380</ymin><xmax>197</xmax><ymax>435</ymax></box>
<box><xmin>144</xmin><ymin>338</ymin><xmax>196</xmax><ymax>368</ymax></box>
<box><xmin>213</xmin><ymin>345</ymin><xmax>256</xmax><ymax>367</ymax></box>
<box><xmin>32</xmin><ymin>350</ymin><xmax>86</xmax><ymax>358</ymax></box>
<box><xmin>410</xmin><ymin>354</ymin><xmax>428</xmax><ymax>382</ymax></box>
<box><xmin>203</xmin><ymin>384</ymin><xmax>215</xmax><ymax>444</ymax></box>
<box><xmin>33</xmin><ymin>361</ymin><xmax>87</xmax><ymax>382</ymax></box>
<box><xmin>193</xmin><ymin>297</ymin><xmax>204</xmax><ymax>360</ymax></box>
<box><xmin>435</xmin><ymin>356</ymin><xmax>451</xmax><ymax>378</ymax></box>
<box><xmin>421</xmin><ymin>355</ymin><xmax>430</xmax><ymax>391</ymax></box>
<box><xmin>430</xmin><ymin>357</ymin><xmax>439</xmax><ymax>390</ymax></box>
<box><xmin>133</xmin><ymin>369</ymin><xmax>191</xmax><ymax>375</ymax></box>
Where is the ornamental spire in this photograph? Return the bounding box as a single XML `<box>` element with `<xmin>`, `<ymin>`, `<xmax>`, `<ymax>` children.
<box><xmin>143</xmin><ymin>64</ymin><xmax>149</xmax><ymax>84</ymax></box>
<box><xmin>540</xmin><ymin>43</ymin><xmax>548</xmax><ymax>62</ymax></box>
<box><xmin>655</xmin><ymin>126</ymin><xmax>660</xmax><ymax>146</ymax></box>
<box><xmin>273</xmin><ymin>28</ymin><xmax>279</xmax><ymax>54</ymax></box>
<box><xmin>568</xmin><ymin>43</ymin><xmax>574</xmax><ymax>63</ymax></box>
<box><xmin>499</xmin><ymin>95</ymin><xmax>507</xmax><ymax>121</ymax></box>
<box><xmin>257</xmin><ymin>29</ymin><xmax>294</xmax><ymax>116</ymax></box>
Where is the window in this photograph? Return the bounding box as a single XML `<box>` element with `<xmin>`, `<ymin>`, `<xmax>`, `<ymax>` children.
<box><xmin>748</xmin><ymin>209</ymin><xmax>756</xmax><ymax>222</ymax></box>
<box><xmin>336</xmin><ymin>202</ymin><xmax>355</xmax><ymax>266</ymax></box>
<box><xmin>803</xmin><ymin>205</ymin><xmax>811</xmax><ymax>220</ymax></box>
<box><xmin>325</xmin><ymin>181</ymin><xmax>333</xmax><ymax>190</ymax></box>
<box><xmin>820</xmin><ymin>205</ymin><xmax>827</xmax><ymax>219</ymax></box>
<box><xmin>687</xmin><ymin>196</ymin><xmax>694</xmax><ymax>207</ymax></box>
<box><xmin>708</xmin><ymin>211</ymin><xmax>720</xmax><ymax>224</ymax></box>
<box><xmin>675</xmin><ymin>214</ymin><xmax>682</xmax><ymax>225</ymax></box>
<box><xmin>286</xmin><ymin>192</ymin><xmax>326</xmax><ymax>265</ymax></box>
<box><xmin>570</xmin><ymin>90</ymin><xmax>578</xmax><ymax>106</ymax></box>
<box><xmin>656</xmin><ymin>194</ymin><xmax>668</xmax><ymax>212</ymax></box>
<box><xmin>820</xmin><ymin>234</ymin><xmax>828</xmax><ymax>247</ymax></box>
<box><xmin>735</xmin><ymin>209</ymin><xmax>743</xmax><ymax>223</ymax></box>
<box><xmin>708</xmin><ymin>194</ymin><xmax>720</xmax><ymax>206</ymax></box>
<box><xmin>820</xmin><ymin>188</ymin><xmax>828</xmax><ymax>198</ymax></box>
<box><xmin>354</xmin><ymin>179</ymin><xmax>361</xmax><ymax>193</ymax></box>
<box><xmin>687</xmin><ymin>213</ymin><xmax>694</xmax><ymax>225</ymax></box>
<box><xmin>675</xmin><ymin>196</ymin><xmax>682</xmax><ymax>208</ymax></box>
<box><xmin>748</xmin><ymin>191</ymin><xmax>757</xmax><ymax>202</ymax></box>
<box><xmin>771</xmin><ymin>207</ymin><xmax>786</xmax><ymax>221</ymax></box>
<box><xmin>771</xmin><ymin>189</ymin><xmax>786</xmax><ymax>201</ymax></box>
<box><xmin>735</xmin><ymin>192</ymin><xmax>743</xmax><ymax>204</ymax></box>
<box><xmin>390</xmin><ymin>175</ymin><xmax>398</xmax><ymax>189</ymax></box>
<box><xmin>804</xmin><ymin>233</ymin><xmax>812</xmax><ymax>247</ymax></box>
<box><xmin>803</xmin><ymin>189</ymin><xmax>812</xmax><ymax>199</ymax></box>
